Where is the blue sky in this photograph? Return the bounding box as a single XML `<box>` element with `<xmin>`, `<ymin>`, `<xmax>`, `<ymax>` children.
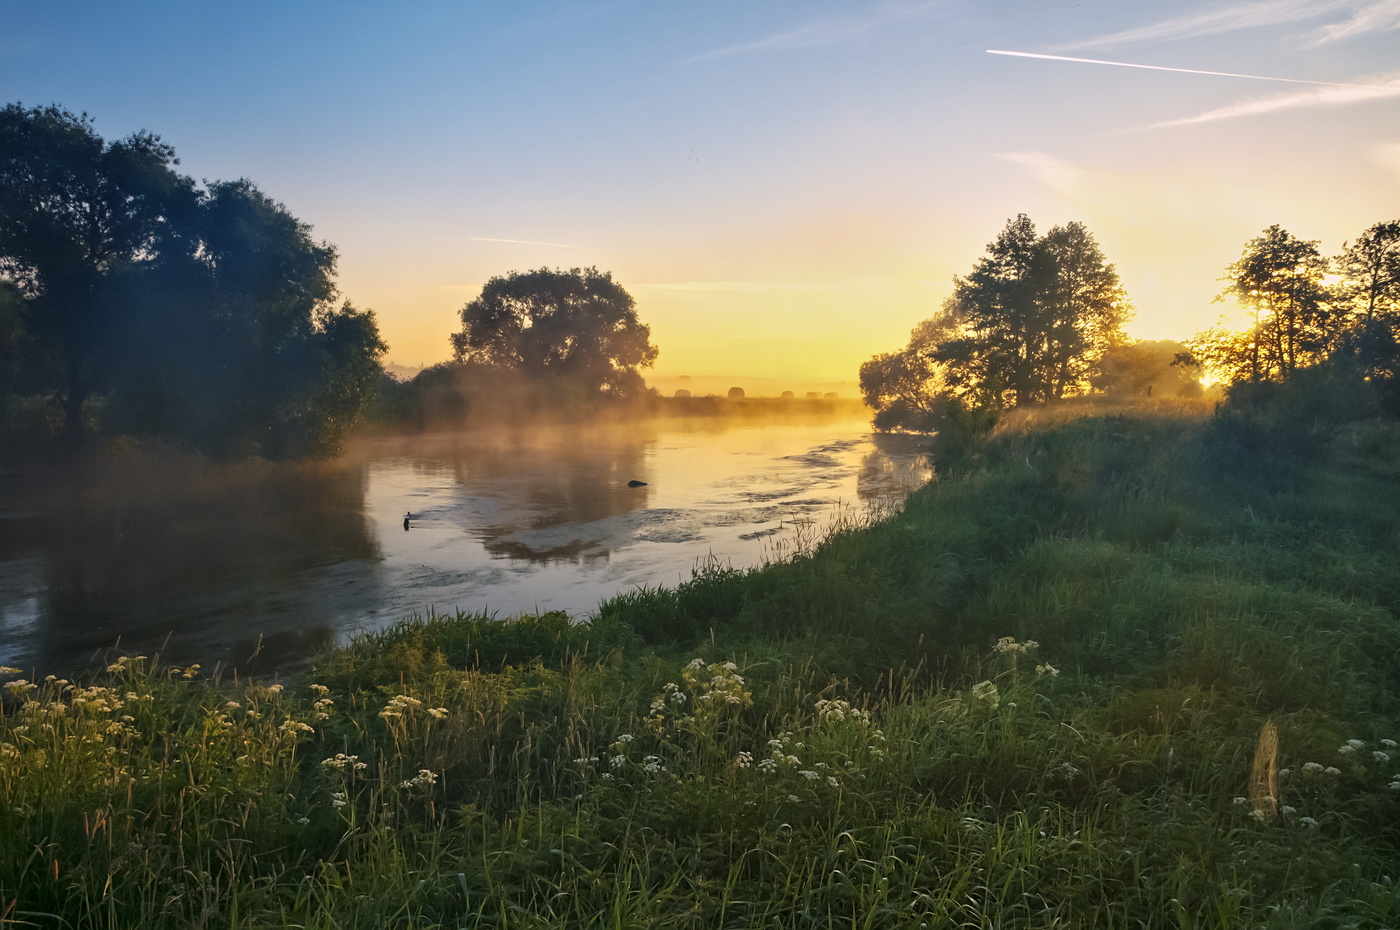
<box><xmin>5</xmin><ymin>1</ymin><xmax>1399</xmax><ymax>385</ymax></box>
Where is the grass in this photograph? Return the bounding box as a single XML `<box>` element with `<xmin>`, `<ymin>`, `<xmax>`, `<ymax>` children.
<box><xmin>3</xmin><ymin>403</ymin><xmax>1400</xmax><ymax>927</ymax></box>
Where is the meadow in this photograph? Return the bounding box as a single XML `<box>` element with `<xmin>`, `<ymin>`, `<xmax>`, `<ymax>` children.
<box><xmin>3</xmin><ymin>400</ymin><xmax>1399</xmax><ymax>929</ymax></box>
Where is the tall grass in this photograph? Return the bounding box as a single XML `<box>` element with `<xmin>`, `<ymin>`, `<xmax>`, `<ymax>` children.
<box><xmin>4</xmin><ymin>405</ymin><xmax>1400</xmax><ymax>927</ymax></box>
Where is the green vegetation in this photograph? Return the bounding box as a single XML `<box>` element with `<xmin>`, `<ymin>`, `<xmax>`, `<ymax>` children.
<box><xmin>5</xmin><ymin>399</ymin><xmax>1400</xmax><ymax>928</ymax></box>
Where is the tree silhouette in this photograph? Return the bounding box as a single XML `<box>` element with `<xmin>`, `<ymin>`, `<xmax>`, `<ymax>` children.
<box><xmin>0</xmin><ymin>103</ymin><xmax>194</xmax><ymax>438</ymax></box>
<box><xmin>862</xmin><ymin>215</ymin><xmax>1131</xmax><ymax>431</ymax></box>
<box><xmin>451</xmin><ymin>267</ymin><xmax>657</xmax><ymax>400</ymax></box>
<box><xmin>0</xmin><ymin>103</ymin><xmax>386</xmax><ymax>457</ymax></box>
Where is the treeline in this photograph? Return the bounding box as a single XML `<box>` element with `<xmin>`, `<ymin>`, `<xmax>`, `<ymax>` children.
<box><xmin>862</xmin><ymin>214</ymin><xmax>1400</xmax><ymax>436</ymax></box>
<box><xmin>0</xmin><ymin>104</ymin><xmax>385</xmax><ymax>460</ymax></box>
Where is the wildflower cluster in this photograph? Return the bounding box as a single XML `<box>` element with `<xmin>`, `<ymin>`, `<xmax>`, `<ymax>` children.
<box><xmin>321</xmin><ymin>753</ymin><xmax>368</xmax><ymax>774</ymax></box>
<box><xmin>310</xmin><ymin>683</ymin><xmax>335</xmax><ymax>720</ymax></box>
<box><xmin>994</xmin><ymin>637</ymin><xmax>1039</xmax><ymax>655</ymax></box>
<box><xmin>647</xmin><ymin>658</ymin><xmax>751</xmax><ymax>731</ymax></box>
<box><xmin>400</xmin><ymin>768</ymin><xmax>439</xmax><ymax>789</ymax></box>
<box><xmin>970</xmin><ymin>680</ymin><xmax>1001</xmax><ymax>709</ymax></box>
<box><xmin>815</xmin><ymin>698</ymin><xmax>870</xmax><ymax>726</ymax></box>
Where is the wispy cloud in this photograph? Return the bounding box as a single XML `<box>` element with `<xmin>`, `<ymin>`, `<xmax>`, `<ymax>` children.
<box><xmin>689</xmin><ymin>0</ymin><xmax>943</xmax><ymax>62</ymax></box>
<box><xmin>465</xmin><ymin>236</ymin><xmax>574</xmax><ymax>249</ymax></box>
<box><xmin>987</xmin><ymin>49</ymin><xmax>1366</xmax><ymax>87</ymax></box>
<box><xmin>1374</xmin><ymin>141</ymin><xmax>1400</xmax><ymax>180</ymax></box>
<box><xmin>1146</xmin><ymin>69</ymin><xmax>1400</xmax><ymax>127</ymax></box>
<box><xmin>632</xmin><ymin>281</ymin><xmax>832</xmax><ymax>294</ymax></box>
<box><xmin>1055</xmin><ymin>0</ymin><xmax>1400</xmax><ymax>49</ymax></box>
<box><xmin>1313</xmin><ymin>0</ymin><xmax>1400</xmax><ymax>41</ymax></box>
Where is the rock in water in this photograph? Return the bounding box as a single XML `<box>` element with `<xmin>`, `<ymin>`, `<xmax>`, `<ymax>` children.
<box><xmin>627</xmin><ymin>480</ymin><xmax>648</xmax><ymax>488</ymax></box>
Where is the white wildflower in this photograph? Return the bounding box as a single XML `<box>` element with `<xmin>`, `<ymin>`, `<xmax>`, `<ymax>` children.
<box><xmin>734</xmin><ymin>751</ymin><xmax>753</xmax><ymax>769</ymax></box>
<box><xmin>971</xmin><ymin>680</ymin><xmax>1000</xmax><ymax>708</ymax></box>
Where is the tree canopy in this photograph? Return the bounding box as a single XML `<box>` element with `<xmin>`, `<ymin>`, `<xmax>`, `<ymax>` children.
<box><xmin>0</xmin><ymin>103</ymin><xmax>385</xmax><ymax>458</ymax></box>
<box><xmin>451</xmin><ymin>267</ymin><xmax>657</xmax><ymax>400</ymax></box>
<box><xmin>1184</xmin><ymin>220</ymin><xmax>1400</xmax><ymax>398</ymax></box>
<box><xmin>861</xmin><ymin>215</ymin><xmax>1131</xmax><ymax>431</ymax></box>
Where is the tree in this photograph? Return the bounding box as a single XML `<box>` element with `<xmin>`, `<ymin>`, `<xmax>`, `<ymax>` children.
<box><xmin>1335</xmin><ymin>220</ymin><xmax>1400</xmax><ymax>325</ymax></box>
<box><xmin>1193</xmin><ymin>225</ymin><xmax>1333</xmax><ymax>384</ymax></box>
<box><xmin>0</xmin><ymin>103</ymin><xmax>194</xmax><ymax>438</ymax></box>
<box><xmin>862</xmin><ymin>215</ymin><xmax>1131</xmax><ymax>431</ymax></box>
<box><xmin>0</xmin><ymin>103</ymin><xmax>386</xmax><ymax>458</ymax></box>
<box><xmin>1331</xmin><ymin>220</ymin><xmax>1400</xmax><ymax>389</ymax></box>
<box><xmin>115</xmin><ymin>179</ymin><xmax>385</xmax><ymax>457</ymax></box>
<box><xmin>451</xmin><ymin>267</ymin><xmax>657</xmax><ymax>399</ymax></box>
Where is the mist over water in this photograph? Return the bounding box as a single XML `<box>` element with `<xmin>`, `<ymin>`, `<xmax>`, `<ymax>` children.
<box><xmin>0</xmin><ymin>412</ymin><xmax>930</xmax><ymax>676</ymax></box>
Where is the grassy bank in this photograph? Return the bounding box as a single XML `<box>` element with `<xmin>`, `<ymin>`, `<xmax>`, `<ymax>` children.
<box><xmin>4</xmin><ymin>404</ymin><xmax>1400</xmax><ymax>928</ymax></box>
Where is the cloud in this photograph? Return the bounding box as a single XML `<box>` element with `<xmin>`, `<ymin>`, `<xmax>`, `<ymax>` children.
<box><xmin>1312</xmin><ymin>0</ymin><xmax>1400</xmax><ymax>41</ymax></box>
<box><xmin>1057</xmin><ymin>0</ymin><xmax>1348</xmax><ymax>48</ymax></box>
<box><xmin>1373</xmin><ymin>141</ymin><xmax>1400</xmax><ymax>180</ymax></box>
<box><xmin>633</xmin><ymin>281</ymin><xmax>836</xmax><ymax>294</ymax></box>
<box><xmin>1055</xmin><ymin>0</ymin><xmax>1400</xmax><ymax>50</ymax></box>
<box><xmin>465</xmin><ymin>236</ymin><xmax>574</xmax><ymax>249</ymax></box>
<box><xmin>1146</xmin><ymin>70</ymin><xmax>1400</xmax><ymax>127</ymax></box>
<box><xmin>689</xmin><ymin>0</ymin><xmax>943</xmax><ymax>62</ymax></box>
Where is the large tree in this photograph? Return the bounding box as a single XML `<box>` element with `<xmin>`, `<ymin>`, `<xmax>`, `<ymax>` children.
<box><xmin>0</xmin><ymin>103</ymin><xmax>385</xmax><ymax>457</ymax></box>
<box><xmin>451</xmin><ymin>267</ymin><xmax>657</xmax><ymax>399</ymax></box>
<box><xmin>862</xmin><ymin>215</ymin><xmax>1131</xmax><ymax>430</ymax></box>
<box><xmin>0</xmin><ymin>103</ymin><xmax>194</xmax><ymax>437</ymax></box>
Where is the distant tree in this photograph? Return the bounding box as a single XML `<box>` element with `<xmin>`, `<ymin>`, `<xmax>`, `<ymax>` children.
<box><xmin>1091</xmin><ymin>339</ymin><xmax>1202</xmax><ymax>398</ymax></box>
<box><xmin>726</xmin><ymin>386</ymin><xmax>745</xmax><ymax>399</ymax></box>
<box><xmin>0</xmin><ymin>103</ymin><xmax>194</xmax><ymax>438</ymax></box>
<box><xmin>862</xmin><ymin>215</ymin><xmax>1131</xmax><ymax>431</ymax></box>
<box><xmin>451</xmin><ymin>267</ymin><xmax>657</xmax><ymax>400</ymax></box>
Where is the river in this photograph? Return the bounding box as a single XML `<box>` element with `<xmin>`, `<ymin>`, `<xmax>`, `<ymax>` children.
<box><xmin>0</xmin><ymin>410</ymin><xmax>931</xmax><ymax>676</ymax></box>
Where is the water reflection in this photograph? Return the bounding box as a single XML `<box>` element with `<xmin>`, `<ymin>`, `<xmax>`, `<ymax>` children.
<box><xmin>1</xmin><ymin>414</ymin><xmax>931</xmax><ymax>676</ymax></box>
<box><xmin>0</xmin><ymin>460</ymin><xmax>378</xmax><ymax>674</ymax></box>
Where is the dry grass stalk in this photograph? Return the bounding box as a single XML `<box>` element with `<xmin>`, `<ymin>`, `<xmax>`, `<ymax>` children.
<box><xmin>1250</xmin><ymin>719</ymin><xmax>1279</xmax><ymax>820</ymax></box>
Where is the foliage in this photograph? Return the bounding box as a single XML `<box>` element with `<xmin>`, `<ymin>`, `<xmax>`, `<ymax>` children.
<box><xmin>451</xmin><ymin>267</ymin><xmax>658</xmax><ymax>401</ymax></box>
<box><xmin>0</xmin><ymin>103</ymin><xmax>194</xmax><ymax>439</ymax></box>
<box><xmin>1188</xmin><ymin>225</ymin><xmax>1334</xmax><ymax>384</ymax></box>
<box><xmin>862</xmin><ymin>215</ymin><xmax>1131</xmax><ymax>432</ymax></box>
<box><xmin>5</xmin><ymin>408</ymin><xmax>1400</xmax><ymax>927</ymax></box>
<box><xmin>0</xmin><ymin>103</ymin><xmax>386</xmax><ymax>459</ymax></box>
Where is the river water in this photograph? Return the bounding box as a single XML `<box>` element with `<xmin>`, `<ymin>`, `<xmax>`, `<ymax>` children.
<box><xmin>0</xmin><ymin>411</ymin><xmax>931</xmax><ymax>676</ymax></box>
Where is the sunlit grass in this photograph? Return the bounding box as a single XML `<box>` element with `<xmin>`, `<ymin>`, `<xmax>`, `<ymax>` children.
<box><xmin>3</xmin><ymin>405</ymin><xmax>1400</xmax><ymax>927</ymax></box>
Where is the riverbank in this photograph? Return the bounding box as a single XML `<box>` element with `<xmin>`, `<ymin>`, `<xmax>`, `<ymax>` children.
<box><xmin>3</xmin><ymin>403</ymin><xmax>1399</xmax><ymax>928</ymax></box>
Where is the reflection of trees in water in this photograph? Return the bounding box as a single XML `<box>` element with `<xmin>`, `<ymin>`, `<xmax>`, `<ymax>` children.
<box><xmin>442</xmin><ymin>426</ymin><xmax>655</xmax><ymax>564</ymax></box>
<box><xmin>3</xmin><ymin>459</ymin><xmax>377</xmax><ymax>673</ymax></box>
<box><xmin>855</xmin><ymin>434</ymin><xmax>933</xmax><ymax>502</ymax></box>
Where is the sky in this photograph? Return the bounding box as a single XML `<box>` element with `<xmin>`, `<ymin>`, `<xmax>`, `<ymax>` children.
<box><xmin>4</xmin><ymin>0</ymin><xmax>1399</xmax><ymax>389</ymax></box>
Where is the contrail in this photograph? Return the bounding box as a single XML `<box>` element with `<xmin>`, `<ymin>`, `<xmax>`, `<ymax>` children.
<box><xmin>986</xmin><ymin>49</ymin><xmax>1370</xmax><ymax>88</ymax></box>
